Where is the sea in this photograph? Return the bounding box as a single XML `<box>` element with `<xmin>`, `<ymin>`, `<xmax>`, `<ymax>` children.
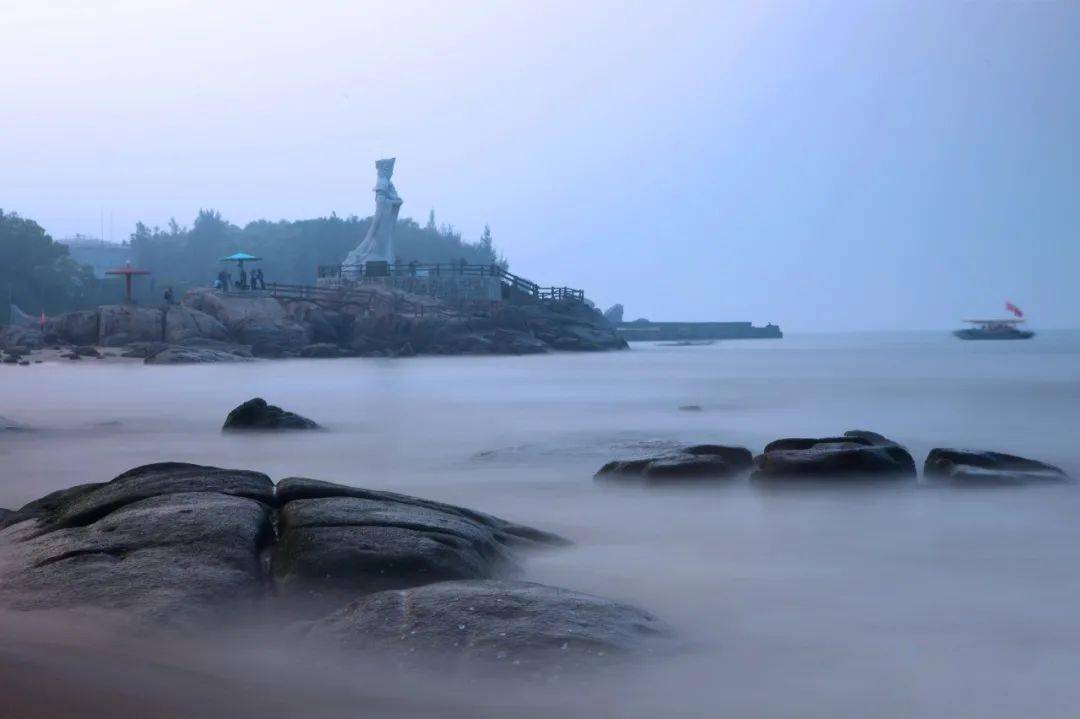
<box><xmin>2</xmin><ymin>331</ymin><xmax>1079</xmax><ymax>718</ymax></box>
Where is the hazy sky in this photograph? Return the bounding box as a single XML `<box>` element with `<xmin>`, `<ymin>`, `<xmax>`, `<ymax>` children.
<box><xmin>2</xmin><ymin>0</ymin><xmax>1078</xmax><ymax>330</ymax></box>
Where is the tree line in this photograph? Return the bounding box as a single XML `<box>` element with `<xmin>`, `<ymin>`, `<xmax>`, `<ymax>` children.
<box><xmin>0</xmin><ymin>208</ymin><xmax>505</xmax><ymax>322</ymax></box>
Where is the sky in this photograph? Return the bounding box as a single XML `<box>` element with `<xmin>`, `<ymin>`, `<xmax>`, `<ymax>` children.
<box><xmin>1</xmin><ymin>0</ymin><xmax>1078</xmax><ymax>331</ymax></box>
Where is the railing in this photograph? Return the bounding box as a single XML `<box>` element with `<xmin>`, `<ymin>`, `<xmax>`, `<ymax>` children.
<box><xmin>538</xmin><ymin>287</ymin><xmax>585</xmax><ymax>303</ymax></box>
<box><xmin>316</xmin><ymin>262</ymin><xmax>581</xmax><ymax>304</ymax></box>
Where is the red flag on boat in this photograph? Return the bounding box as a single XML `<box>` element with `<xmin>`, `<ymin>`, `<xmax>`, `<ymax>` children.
<box><xmin>1005</xmin><ymin>301</ymin><xmax>1023</xmax><ymax>318</ymax></box>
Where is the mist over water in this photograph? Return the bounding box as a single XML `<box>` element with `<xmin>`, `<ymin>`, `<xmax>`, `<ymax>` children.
<box><xmin>3</xmin><ymin>333</ymin><xmax>1080</xmax><ymax>717</ymax></box>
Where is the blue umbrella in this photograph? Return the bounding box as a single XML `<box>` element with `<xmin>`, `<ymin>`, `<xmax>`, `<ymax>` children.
<box><xmin>219</xmin><ymin>252</ymin><xmax>262</xmax><ymax>264</ymax></box>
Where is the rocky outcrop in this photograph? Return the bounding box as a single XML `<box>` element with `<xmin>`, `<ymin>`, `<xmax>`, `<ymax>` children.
<box><xmin>517</xmin><ymin>301</ymin><xmax>627</xmax><ymax>352</ymax></box>
<box><xmin>145</xmin><ymin>346</ymin><xmax>252</xmax><ymax>365</ymax></box>
<box><xmin>303</xmin><ymin>580</ymin><xmax>669</xmax><ymax>673</ymax></box>
<box><xmin>603</xmin><ymin>304</ymin><xmax>624</xmax><ymax>324</ymax></box>
<box><xmin>924</xmin><ymin>449</ymin><xmax>1070</xmax><ymax>485</ymax></box>
<box><xmin>0</xmin><ymin>325</ymin><xmax>43</xmax><ymax>350</ymax></box>
<box><xmin>298</xmin><ymin>342</ymin><xmax>344</xmax><ymax>358</ymax></box>
<box><xmin>98</xmin><ymin>304</ymin><xmax>164</xmax><ymax>345</ymax></box>
<box><xmin>596</xmin><ymin>444</ymin><xmax>753</xmax><ymax>483</ymax></box>
<box><xmin>183</xmin><ymin>288</ymin><xmax>309</xmax><ymax>354</ymax></box>
<box><xmin>222</xmin><ymin>398</ymin><xmax>319</xmax><ymax>430</ymax></box>
<box><xmin>46</xmin><ymin>309</ymin><xmax>99</xmax><ymax>346</ymax></box>
<box><xmin>272</xmin><ymin>477</ymin><xmax>565</xmax><ymax>613</ymax></box>
<box><xmin>163</xmin><ymin>306</ymin><xmax>230</xmax><ymax>344</ymax></box>
<box><xmin>752</xmin><ymin>430</ymin><xmax>916</xmax><ymax>480</ymax></box>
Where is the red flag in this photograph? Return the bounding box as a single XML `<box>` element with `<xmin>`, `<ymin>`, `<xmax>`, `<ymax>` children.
<box><xmin>1005</xmin><ymin>301</ymin><xmax>1023</xmax><ymax>318</ymax></box>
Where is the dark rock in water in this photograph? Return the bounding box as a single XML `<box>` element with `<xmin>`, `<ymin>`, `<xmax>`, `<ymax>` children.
<box><xmin>302</xmin><ymin>579</ymin><xmax>669</xmax><ymax>673</ymax></box>
<box><xmin>0</xmin><ymin>464</ymin><xmax>653</xmax><ymax>668</ymax></box>
<box><xmin>0</xmin><ymin>463</ymin><xmax>274</xmax><ymax>625</ymax></box>
<box><xmin>74</xmin><ymin>345</ymin><xmax>101</xmax><ymax>358</ymax></box>
<box><xmin>223</xmin><ymin>397</ymin><xmax>319</xmax><ymax>430</ymax></box>
<box><xmin>596</xmin><ymin>444</ymin><xmax>753</xmax><ymax>483</ymax></box>
<box><xmin>924</xmin><ymin>448</ymin><xmax>1069</xmax><ymax>485</ymax></box>
<box><xmin>272</xmin><ymin>477</ymin><xmax>566</xmax><ymax>613</ymax></box>
<box><xmin>678</xmin><ymin>404</ymin><xmax>703</xmax><ymax>411</ymax></box>
<box><xmin>753</xmin><ymin>430</ymin><xmax>916</xmax><ymax>481</ymax></box>
<box><xmin>145</xmin><ymin>346</ymin><xmax>251</xmax><ymax>365</ymax></box>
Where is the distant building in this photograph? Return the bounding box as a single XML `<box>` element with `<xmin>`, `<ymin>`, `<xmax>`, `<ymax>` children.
<box><xmin>58</xmin><ymin>235</ymin><xmax>132</xmax><ymax>278</ymax></box>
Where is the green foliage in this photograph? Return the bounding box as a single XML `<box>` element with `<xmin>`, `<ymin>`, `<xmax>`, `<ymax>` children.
<box><xmin>0</xmin><ymin>210</ymin><xmax>112</xmax><ymax>323</ymax></box>
<box><xmin>129</xmin><ymin>211</ymin><xmax>505</xmax><ymax>289</ymax></box>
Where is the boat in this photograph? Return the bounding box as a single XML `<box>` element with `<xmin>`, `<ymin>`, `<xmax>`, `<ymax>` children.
<box><xmin>954</xmin><ymin>301</ymin><xmax>1033</xmax><ymax>340</ymax></box>
<box><xmin>953</xmin><ymin>319</ymin><xmax>1034</xmax><ymax>340</ymax></box>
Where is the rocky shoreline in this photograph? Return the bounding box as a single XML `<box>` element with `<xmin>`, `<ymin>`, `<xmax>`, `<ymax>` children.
<box><xmin>0</xmin><ymin>287</ymin><xmax>627</xmax><ymax>365</ymax></box>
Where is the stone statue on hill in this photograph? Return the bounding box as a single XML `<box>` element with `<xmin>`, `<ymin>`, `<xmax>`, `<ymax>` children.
<box><xmin>343</xmin><ymin>158</ymin><xmax>403</xmax><ymax>279</ymax></box>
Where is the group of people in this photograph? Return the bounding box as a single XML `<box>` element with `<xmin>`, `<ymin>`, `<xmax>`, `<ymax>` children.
<box><xmin>214</xmin><ymin>267</ymin><xmax>266</xmax><ymax>291</ymax></box>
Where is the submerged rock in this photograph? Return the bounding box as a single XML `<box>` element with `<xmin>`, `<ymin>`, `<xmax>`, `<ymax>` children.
<box><xmin>924</xmin><ymin>449</ymin><xmax>1069</xmax><ymax>485</ymax></box>
<box><xmin>302</xmin><ymin>580</ymin><xmax>669</xmax><ymax>673</ymax></box>
<box><xmin>222</xmin><ymin>397</ymin><xmax>319</xmax><ymax>430</ymax></box>
<box><xmin>753</xmin><ymin>430</ymin><xmax>916</xmax><ymax>480</ymax></box>
<box><xmin>596</xmin><ymin>444</ymin><xmax>753</xmax><ymax>483</ymax></box>
<box><xmin>272</xmin><ymin>477</ymin><xmax>566</xmax><ymax>613</ymax></box>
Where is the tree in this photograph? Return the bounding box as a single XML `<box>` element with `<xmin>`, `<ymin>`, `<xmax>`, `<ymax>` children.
<box><xmin>0</xmin><ymin>210</ymin><xmax>107</xmax><ymax>322</ymax></box>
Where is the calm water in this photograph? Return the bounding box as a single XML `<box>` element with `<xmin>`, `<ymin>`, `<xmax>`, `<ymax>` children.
<box><xmin>2</xmin><ymin>331</ymin><xmax>1079</xmax><ymax>717</ymax></box>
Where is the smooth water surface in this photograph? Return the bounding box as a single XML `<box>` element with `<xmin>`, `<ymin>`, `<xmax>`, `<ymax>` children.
<box><xmin>2</xmin><ymin>332</ymin><xmax>1079</xmax><ymax>717</ymax></box>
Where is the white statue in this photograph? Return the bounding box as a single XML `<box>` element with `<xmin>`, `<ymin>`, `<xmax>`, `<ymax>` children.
<box><xmin>343</xmin><ymin>158</ymin><xmax>403</xmax><ymax>278</ymax></box>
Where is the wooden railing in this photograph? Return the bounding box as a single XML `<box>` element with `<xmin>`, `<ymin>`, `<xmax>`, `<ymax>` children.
<box><xmin>316</xmin><ymin>262</ymin><xmax>582</xmax><ymax>304</ymax></box>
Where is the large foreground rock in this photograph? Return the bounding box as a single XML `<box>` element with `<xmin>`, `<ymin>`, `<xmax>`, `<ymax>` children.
<box><xmin>272</xmin><ymin>477</ymin><xmax>565</xmax><ymax>612</ymax></box>
<box><xmin>596</xmin><ymin>444</ymin><xmax>753</xmax><ymax>483</ymax></box>
<box><xmin>753</xmin><ymin>430</ymin><xmax>916</xmax><ymax>480</ymax></box>
<box><xmin>924</xmin><ymin>449</ymin><xmax>1070</xmax><ymax>485</ymax></box>
<box><xmin>303</xmin><ymin>580</ymin><xmax>669</xmax><ymax>673</ymax></box>
<box><xmin>0</xmin><ymin>463</ymin><xmax>274</xmax><ymax>625</ymax></box>
<box><xmin>222</xmin><ymin>397</ymin><xmax>319</xmax><ymax>430</ymax></box>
